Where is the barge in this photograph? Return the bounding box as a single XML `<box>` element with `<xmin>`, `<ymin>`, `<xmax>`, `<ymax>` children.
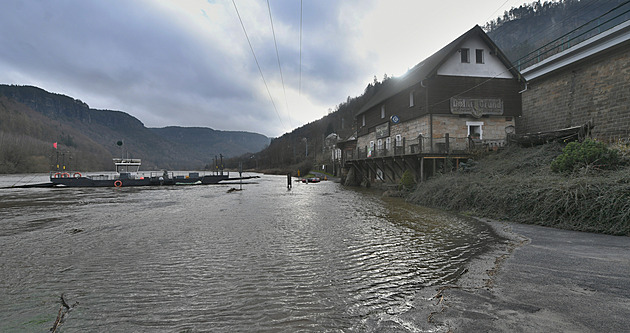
<box><xmin>47</xmin><ymin>158</ymin><xmax>257</xmax><ymax>188</ymax></box>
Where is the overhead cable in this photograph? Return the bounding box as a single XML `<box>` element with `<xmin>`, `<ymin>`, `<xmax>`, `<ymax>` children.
<box><xmin>423</xmin><ymin>1</ymin><xmax>630</xmax><ymax>112</ymax></box>
<box><xmin>299</xmin><ymin>0</ymin><xmax>303</xmax><ymax>96</ymax></box>
<box><xmin>266</xmin><ymin>0</ymin><xmax>292</xmax><ymax>128</ymax></box>
<box><xmin>232</xmin><ymin>0</ymin><xmax>286</xmax><ymax>131</ymax></box>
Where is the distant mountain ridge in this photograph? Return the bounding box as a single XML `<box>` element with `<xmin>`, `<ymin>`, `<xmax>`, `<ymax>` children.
<box><xmin>0</xmin><ymin>84</ymin><xmax>269</xmax><ymax>172</ymax></box>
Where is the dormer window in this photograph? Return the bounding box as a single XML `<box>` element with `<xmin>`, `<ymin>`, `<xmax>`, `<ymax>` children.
<box><xmin>476</xmin><ymin>49</ymin><xmax>484</xmax><ymax>64</ymax></box>
<box><xmin>380</xmin><ymin>105</ymin><xmax>385</xmax><ymax>118</ymax></box>
<box><xmin>460</xmin><ymin>48</ymin><xmax>470</xmax><ymax>63</ymax></box>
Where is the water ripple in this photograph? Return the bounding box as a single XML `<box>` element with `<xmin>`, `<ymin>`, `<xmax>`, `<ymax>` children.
<box><xmin>0</xmin><ymin>175</ymin><xmax>501</xmax><ymax>332</ymax></box>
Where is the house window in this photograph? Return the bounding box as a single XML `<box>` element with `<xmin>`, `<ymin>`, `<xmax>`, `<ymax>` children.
<box><xmin>376</xmin><ymin>168</ymin><xmax>384</xmax><ymax>180</ymax></box>
<box><xmin>476</xmin><ymin>49</ymin><xmax>484</xmax><ymax>64</ymax></box>
<box><xmin>377</xmin><ymin>139</ymin><xmax>383</xmax><ymax>150</ymax></box>
<box><xmin>368</xmin><ymin>140</ymin><xmax>374</xmax><ymax>157</ymax></box>
<box><xmin>460</xmin><ymin>48</ymin><xmax>470</xmax><ymax>63</ymax></box>
<box><xmin>362</xmin><ymin>114</ymin><xmax>365</xmax><ymax>127</ymax></box>
<box><xmin>409</xmin><ymin>91</ymin><xmax>415</xmax><ymax>107</ymax></box>
<box><xmin>380</xmin><ymin>105</ymin><xmax>385</xmax><ymax>118</ymax></box>
<box><xmin>395</xmin><ymin>134</ymin><xmax>403</xmax><ymax>146</ymax></box>
<box><xmin>467</xmin><ymin>121</ymin><xmax>484</xmax><ymax>139</ymax></box>
<box><xmin>385</xmin><ymin>137</ymin><xmax>391</xmax><ymax>150</ymax></box>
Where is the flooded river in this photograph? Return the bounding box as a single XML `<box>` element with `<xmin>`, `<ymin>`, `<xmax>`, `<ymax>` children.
<box><xmin>0</xmin><ymin>174</ymin><xmax>500</xmax><ymax>332</ymax></box>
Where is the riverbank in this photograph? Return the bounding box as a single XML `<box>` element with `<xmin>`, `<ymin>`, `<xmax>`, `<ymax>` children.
<box><xmin>383</xmin><ymin>218</ymin><xmax>630</xmax><ymax>332</ymax></box>
<box><xmin>407</xmin><ymin>143</ymin><xmax>630</xmax><ymax>236</ymax></box>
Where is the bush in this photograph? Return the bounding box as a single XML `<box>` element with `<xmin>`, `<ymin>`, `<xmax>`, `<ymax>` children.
<box><xmin>399</xmin><ymin>169</ymin><xmax>416</xmax><ymax>191</ymax></box>
<box><xmin>611</xmin><ymin>137</ymin><xmax>630</xmax><ymax>160</ymax></box>
<box><xmin>551</xmin><ymin>139</ymin><xmax>620</xmax><ymax>173</ymax></box>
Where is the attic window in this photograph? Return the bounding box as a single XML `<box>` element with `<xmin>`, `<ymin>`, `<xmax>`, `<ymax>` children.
<box><xmin>460</xmin><ymin>48</ymin><xmax>470</xmax><ymax>63</ymax></box>
<box><xmin>409</xmin><ymin>91</ymin><xmax>415</xmax><ymax>107</ymax></box>
<box><xmin>380</xmin><ymin>105</ymin><xmax>385</xmax><ymax>118</ymax></box>
<box><xmin>476</xmin><ymin>49</ymin><xmax>484</xmax><ymax>64</ymax></box>
<box><xmin>362</xmin><ymin>114</ymin><xmax>366</xmax><ymax>127</ymax></box>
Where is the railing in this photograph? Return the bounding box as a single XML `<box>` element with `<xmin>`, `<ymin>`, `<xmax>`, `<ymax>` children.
<box><xmin>347</xmin><ymin>134</ymin><xmax>507</xmax><ymax>161</ymax></box>
<box><xmin>516</xmin><ymin>3</ymin><xmax>630</xmax><ymax>71</ymax></box>
<box><xmin>50</xmin><ymin>170</ymin><xmax>230</xmax><ymax>180</ymax></box>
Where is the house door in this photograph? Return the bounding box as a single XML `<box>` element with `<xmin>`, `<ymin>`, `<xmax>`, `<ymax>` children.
<box><xmin>467</xmin><ymin>121</ymin><xmax>484</xmax><ymax>139</ymax></box>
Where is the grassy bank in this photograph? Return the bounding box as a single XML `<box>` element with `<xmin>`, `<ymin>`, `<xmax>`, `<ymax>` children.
<box><xmin>407</xmin><ymin>143</ymin><xmax>630</xmax><ymax>236</ymax></box>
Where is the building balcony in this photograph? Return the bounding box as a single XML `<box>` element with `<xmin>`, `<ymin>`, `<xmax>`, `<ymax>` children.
<box><xmin>345</xmin><ymin>134</ymin><xmax>506</xmax><ymax>162</ymax></box>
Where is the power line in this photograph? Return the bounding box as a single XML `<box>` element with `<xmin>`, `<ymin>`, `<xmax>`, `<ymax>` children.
<box><xmin>299</xmin><ymin>0</ymin><xmax>303</xmax><ymax>96</ymax></box>
<box><xmin>483</xmin><ymin>0</ymin><xmax>514</xmax><ymax>25</ymax></box>
<box><xmin>426</xmin><ymin>2</ymin><xmax>630</xmax><ymax>112</ymax></box>
<box><xmin>485</xmin><ymin>0</ymin><xmax>618</xmax><ymax>64</ymax></box>
<box><xmin>516</xmin><ymin>0</ymin><xmax>611</xmax><ymax>56</ymax></box>
<box><xmin>514</xmin><ymin>0</ymin><xmax>630</xmax><ymax>69</ymax></box>
<box><xmin>231</xmin><ymin>0</ymin><xmax>286</xmax><ymax>131</ymax></box>
<box><xmin>266</xmin><ymin>0</ymin><xmax>292</xmax><ymax>127</ymax></box>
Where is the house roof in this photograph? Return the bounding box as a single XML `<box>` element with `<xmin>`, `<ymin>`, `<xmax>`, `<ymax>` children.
<box><xmin>522</xmin><ymin>19</ymin><xmax>630</xmax><ymax>81</ymax></box>
<box><xmin>356</xmin><ymin>25</ymin><xmax>521</xmax><ymax>116</ymax></box>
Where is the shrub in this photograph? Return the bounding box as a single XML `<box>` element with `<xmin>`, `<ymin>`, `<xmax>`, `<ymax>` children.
<box><xmin>399</xmin><ymin>169</ymin><xmax>416</xmax><ymax>191</ymax></box>
<box><xmin>551</xmin><ymin>139</ymin><xmax>620</xmax><ymax>173</ymax></box>
<box><xmin>611</xmin><ymin>137</ymin><xmax>630</xmax><ymax>160</ymax></box>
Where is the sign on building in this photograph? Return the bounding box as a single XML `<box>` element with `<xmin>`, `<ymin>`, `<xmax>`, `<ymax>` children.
<box><xmin>375</xmin><ymin>122</ymin><xmax>389</xmax><ymax>139</ymax></box>
<box><xmin>450</xmin><ymin>97</ymin><xmax>503</xmax><ymax>118</ymax></box>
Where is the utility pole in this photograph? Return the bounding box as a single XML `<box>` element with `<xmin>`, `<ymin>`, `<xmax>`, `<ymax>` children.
<box><xmin>220</xmin><ymin>154</ymin><xmax>224</xmax><ymax>176</ymax></box>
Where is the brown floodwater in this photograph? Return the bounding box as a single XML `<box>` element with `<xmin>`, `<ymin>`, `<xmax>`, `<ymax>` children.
<box><xmin>0</xmin><ymin>174</ymin><xmax>501</xmax><ymax>332</ymax></box>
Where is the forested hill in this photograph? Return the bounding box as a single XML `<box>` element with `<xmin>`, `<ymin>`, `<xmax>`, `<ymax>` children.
<box><xmin>485</xmin><ymin>0</ymin><xmax>630</xmax><ymax>69</ymax></box>
<box><xmin>0</xmin><ymin>84</ymin><xmax>269</xmax><ymax>173</ymax></box>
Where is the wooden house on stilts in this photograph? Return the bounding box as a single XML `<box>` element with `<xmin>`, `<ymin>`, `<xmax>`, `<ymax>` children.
<box><xmin>344</xmin><ymin>25</ymin><xmax>524</xmax><ymax>186</ymax></box>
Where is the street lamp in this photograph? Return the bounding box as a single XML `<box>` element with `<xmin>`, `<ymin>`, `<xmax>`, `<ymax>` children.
<box><xmin>250</xmin><ymin>155</ymin><xmax>258</xmax><ymax>169</ymax></box>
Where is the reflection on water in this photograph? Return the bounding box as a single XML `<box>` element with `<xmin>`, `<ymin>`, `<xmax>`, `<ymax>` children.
<box><xmin>0</xmin><ymin>174</ymin><xmax>500</xmax><ymax>332</ymax></box>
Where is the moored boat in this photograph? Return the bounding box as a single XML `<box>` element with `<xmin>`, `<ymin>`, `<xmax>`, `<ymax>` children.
<box><xmin>49</xmin><ymin>158</ymin><xmax>253</xmax><ymax>187</ymax></box>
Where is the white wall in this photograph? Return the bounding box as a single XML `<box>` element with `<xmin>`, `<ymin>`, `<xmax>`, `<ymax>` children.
<box><xmin>437</xmin><ymin>35</ymin><xmax>513</xmax><ymax>79</ymax></box>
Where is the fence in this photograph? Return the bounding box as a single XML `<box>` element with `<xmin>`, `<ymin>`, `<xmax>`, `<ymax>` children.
<box><xmin>347</xmin><ymin>134</ymin><xmax>508</xmax><ymax>161</ymax></box>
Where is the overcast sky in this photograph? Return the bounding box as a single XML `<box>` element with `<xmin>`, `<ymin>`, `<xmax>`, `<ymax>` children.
<box><xmin>0</xmin><ymin>0</ymin><xmax>526</xmax><ymax>137</ymax></box>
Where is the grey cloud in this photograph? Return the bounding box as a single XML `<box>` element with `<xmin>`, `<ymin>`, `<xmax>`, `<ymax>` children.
<box><xmin>0</xmin><ymin>0</ymin><xmax>377</xmax><ymax>137</ymax></box>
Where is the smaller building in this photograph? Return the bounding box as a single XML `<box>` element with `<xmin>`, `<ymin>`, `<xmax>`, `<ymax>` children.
<box><xmin>349</xmin><ymin>25</ymin><xmax>523</xmax><ymax>184</ymax></box>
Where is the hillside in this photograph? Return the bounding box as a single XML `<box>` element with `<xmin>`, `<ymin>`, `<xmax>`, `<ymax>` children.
<box><xmin>408</xmin><ymin>143</ymin><xmax>630</xmax><ymax>235</ymax></box>
<box><xmin>0</xmin><ymin>85</ymin><xmax>269</xmax><ymax>173</ymax></box>
<box><xmin>150</xmin><ymin>126</ymin><xmax>269</xmax><ymax>168</ymax></box>
<box><xmin>226</xmin><ymin>76</ymin><xmax>387</xmax><ymax>172</ymax></box>
<box><xmin>485</xmin><ymin>0</ymin><xmax>630</xmax><ymax>68</ymax></box>
<box><xmin>0</xmin><ymin>96</ymin><xmax>112</xmax><ymax>172</ymax></box>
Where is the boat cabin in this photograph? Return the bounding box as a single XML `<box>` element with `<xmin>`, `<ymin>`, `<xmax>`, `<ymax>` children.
<box><xmin>114</xmin><ymin>158</ymin><xmax>141</xmax><ymax>180</ymax></box>
<box><xmin>113</xmin><ymin>158</ymin><xmax>141</xmax><ymax>173</ymax></box>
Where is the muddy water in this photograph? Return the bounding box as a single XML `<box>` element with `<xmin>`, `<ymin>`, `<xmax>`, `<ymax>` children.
<box><xmin>0</xmin><ymin>174</ymin><xmax>500</xmax><ymax>332</ymax></box>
